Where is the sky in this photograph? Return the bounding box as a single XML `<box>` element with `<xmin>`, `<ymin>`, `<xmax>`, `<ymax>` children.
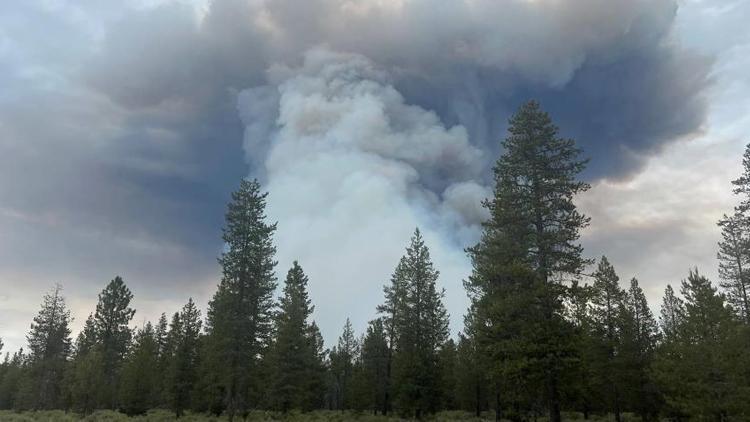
<box><xmin>1</xmin><ymin>0</ymin><xmax>749</xmax><ymax>354</ymax></box>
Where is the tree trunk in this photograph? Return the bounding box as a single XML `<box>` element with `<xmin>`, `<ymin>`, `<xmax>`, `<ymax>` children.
<box><xmin>495</xmin><ymin>389</ymin><xmax>502</xmax><ymax>422</ymax></box>
<box><xmin>475</xmin><ymin>380</ymin><xmax>482</xmax><ymax>417</ymax></box>
<box><xmin>614</xmin><ymin>385</ymin><xmax>621</xmax><ymax>422</ymax></box>
<box><xmin>547</xmin><ymin>373</ymin><xmax>561</xmax><ymax>422</ymax></box>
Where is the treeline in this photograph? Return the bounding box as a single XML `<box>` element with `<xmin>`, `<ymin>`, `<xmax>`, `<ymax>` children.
<box><xmin>1</xmin><ymin>101</ymin><xmax>750</xmax><ymax>420</ymax></box>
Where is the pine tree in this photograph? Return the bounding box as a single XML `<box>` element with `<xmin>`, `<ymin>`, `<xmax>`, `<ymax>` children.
<box><xmin>589</xmin><ymin>256</ymin><xmax>626</xmax><ymax>422</ymax></box>
<box><xmin>730</xmin><ymin>143</ymin><xmax>750</xmax><ymax>214</ymax></box>
<box><xmin>68</xmin><ymin>314</ymin><xmax>104</xmax><ymax>414</ymax></box>
<box><xmin>437</xmin><ymin>338</ymin><xmax>458</xmax><ymax>411</ymax></box>
<box><xmin>0</xmin><ymin>349</ymin><xmax>25</xmax><ymax>409</ymax></box>
<box><xmin>359</xmin><ymin>318</ymin><xmax>390</xmax><ymax>414</ymax></box>
<box><xmin>166</xmin><ymin>298</ymin><xmax>202</xmax><ymax>416</ymax></box>
<box><xmin>454</xmin><ymin>330</ymin><xmax>488</xmax><ymax>417</ymax></box>
<box><xmin>203</xmin><ymin>179</ymin><xmax>278</xmax><ymax>419</ymax></box>
<box><xmin>268</xmin><ymin>262</ymin><xmax>324</xmax><ymax>411</ymax></box>
<box><xmin>329</xmin><ymin>318</ymin><xmax>358</xmax><ymax>410</ymax></box>
<box><xmin>119</xmin><ymin>322</ymin><xmax>159</xmax><ymax>415</ymax></box>
<box><xmin>659</xmin><ymin>284</ymin><xmax>684</xmax><ymax>341</ymax></box>
<box><xmin>654</xmin><ymin>269</ymin><xmax>748</xmax><ymax>418</ymax></box>
<box><xmin>468</xmin><ymin>101</ymin><xmax>589</xmax><ymax>422</ymax></box>
<box><xmin>389</xmin><ymin>229</ymin><xmax>449</xmax><ymax>418</ymax></box>
<box><xmin>568</xmin><ymin>280</ymin><xmax>598</xmax><ymax>418</ymax></box>
<box><xmin>376</xmin><ymin>253</ymin><xmax>408</xmax><ymax>415</ymax></box>
<box><xmin>24</xmin><ymin>284</ymin><xmax>72</xmax><ymax>409</ymax></box>
<box><xmin>619</xmin><ymin>278</ymin><xmax>660</xmax><ymax>420</ymax></box>
<box><xmin>93</xmin><ymin>276</ymin><xmax>135</xmax><ymax>409</ymax></box>
<box><xmin>466</xmin><ymin>101</ymin><xmax>590</xmax><ymax>422</ymax></box>
<box><xmin>154</xmin><ymin>312</ymin><xmax>169</xmax><ymax>407</ymax></box>
<box><xmin>717</xmin><ymin>212</ymin><xmax>750</xmax><ymax>323</ymax></box>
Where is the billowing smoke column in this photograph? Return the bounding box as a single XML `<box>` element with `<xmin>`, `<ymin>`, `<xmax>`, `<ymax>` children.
<box><xmin>75</xmin><ymin>0</ymin><xmax>710</xmax><ymax>338</ymax></box>
<box><xmin>238</xmin><ymin>49</ymin><xmax>490</xmax><ymax>332</ymax></box>
<box><xmin>213</xmin><ymin>0</ymin><xmax>709</xmax><ymax>336</ymax></box>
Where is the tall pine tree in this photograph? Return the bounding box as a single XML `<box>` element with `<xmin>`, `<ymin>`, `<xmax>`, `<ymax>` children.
<box><xmin>328</xmin><ymin>318</ymin><xmax>358</xmax><ymax>410</ymax></box>
<box><xmin>166</xmin><ymin>298</ymin><xmax>202</xmax><ymax>416</ymax></box>
<box><xmin>465</xmin><ymin>100</ymin><xmax>590</xmax><ymax>422</ymax></box>
<box><xmin>620</xmin><ymin>278</ymin><xmax>660</xmax><ymax>420</ymax></box>
<box><xmin>119</xmin><ymin>322</ymin><xmax>159</xmax><ymax>415</ymax></box>
<box><xmin>268</xmin><ymin>262</ymin><xmax>325</xmax><ymax>411</ymax></box>
<box><xmin>203</xmin><ymin>179</ymin><xmax>277</xmax><ymax>420</ymax></box>
<box><xmin>24</xmin><ymin>284</ymin><xmax>72</xmax><ymax>409</ymax></box>
<box><xmin>590</xmin><ymin>256</ymin><xmax>626</xmax><ymax>422</ymax></box>
<box><xmin>389</xmin><ymin>229</ymin><xmax>449</xmax><ymax>418</ymax></box>
<box><xmin>717</xmin><ymin>212</ymin><xmax>750</xmax><ymax>323</ymax></box>
<box><xmin>93</xmin><ymin>276</ymin><xmax>135</xmax><ymax>409</ymax></box>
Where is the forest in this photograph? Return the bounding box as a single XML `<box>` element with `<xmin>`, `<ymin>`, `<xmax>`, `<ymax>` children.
<box><xmin>1</xmin><ymin>101</ymin><xmax>749</xmax><ymax>421</ymax></box>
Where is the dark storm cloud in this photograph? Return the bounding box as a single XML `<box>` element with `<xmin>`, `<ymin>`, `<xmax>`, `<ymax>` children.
<box><xmin>83</xmin><ymin>0</ymin><xmax>710</xmax><ymax>184</ymax></box>
<box><xmin>0</xmin><ymin>0</ymin><xmax>714</xmax><ymax>349</ymax></box>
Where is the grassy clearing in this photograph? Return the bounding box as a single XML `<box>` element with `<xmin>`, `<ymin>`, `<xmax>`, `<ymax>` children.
<box><xmin>0</xmin><ymin>410</ymin><xmax>642</xmax><ymax>421</ymax></box>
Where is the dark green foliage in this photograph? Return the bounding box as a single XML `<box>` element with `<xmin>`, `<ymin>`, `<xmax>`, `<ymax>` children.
<box><xmin>589</xmin><ymin>256</ymin><xmax>626</xmax><ymax>421</ymax></box>
<box><xmin>67</xmin><ymin>315</ymin><xmax>104</xmax><ymax>414</ymax></box>
<box><xmin>0</xmin><ymin>349</ymin><xmax>25</xmax><ymax>409</ymax></box>
<box><xmin>23</xmin><ymin>284</ymin><xmax>72</xmax><ymax>410</ymax></box>
<box><xmin>166</xmin><ymin>299</ymin><xmax>202</xmax><ymax>417</ymax></box>
<box><xmin>654</xmin><ymin>269</ymin><xmax>750</xmax><ymax>418</ymax></box>
<box><xmin>93</xmin><ymin>276</ymin><xmax>136</xmax><ymax>409</ymax></box>
<box><xmin>328</xmin><ymin>318</ymin><xmax>358</xmax><ymax>411</ymax></box>
<box><xmin>202</xmin><ymin>179</ymin><xmax>278</xmax><ymax>419</ymax></box>
<box><xmin>453</xmin><ymin>332</ymin><xmax>488</xmax><ymax>417</ymax></box>
<box><xmin>465</xmin><ymin>100</ymin><xmax>590</xmax><ymax>422</ymax></box>
<box><xmin>717</xmin><ymin>212</ymin><xmax>750</xmax><ymax>323</ymax></box>
<box><xmin>120</xmin><ymin>323</ymin><xmax>159</xmax><ymax>415</ymax></box>
<box><xmin>347</xmin><ymin>318</ymin><xmax>389</xmax><ymax>414</ymax></box>
<box><xmin>567</xmin><ymin>280</ymin><xmax>598</xmax><ymax>418</ymax></box>
<box><xmin>387</xmin><ymin>229</ymin><xmax>449</xmax><ymax>418</ymax></box>
<box><xmin>619</xmin><ymin>278</ymin><xmax>660</xmax><ymax>420</ymax></box>
<box><xmin>658</xmin><ymin>284</ymin><xmax>684</xmax><ymax>341</ymax></box>
<box><xmin>267</xmin><ymin>262</ymin><xmax>325</xmax><ymax>412</ymax></box>
<box><xmin>437</xmin><ymin>339</ymin><xmax>457</xmax><ymax>411</ymax></box>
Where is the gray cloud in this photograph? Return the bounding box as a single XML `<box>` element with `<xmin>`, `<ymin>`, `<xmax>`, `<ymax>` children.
<box><xmin>0</xmin><ymin>0</ymin><xmax>716</xmax><ymax>349</ymax></box>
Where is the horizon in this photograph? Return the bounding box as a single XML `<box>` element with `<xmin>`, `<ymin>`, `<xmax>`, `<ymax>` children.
<box><xmin>1</xmin><ymin>0</ymin><xmax>749</xmax><ymax>358</ymax></box>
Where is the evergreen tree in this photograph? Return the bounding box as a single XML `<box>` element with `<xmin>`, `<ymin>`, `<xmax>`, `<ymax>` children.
<box><xmin>376</xmin><ymin>253</ymin><xmax>408</xmax><ymax>415</ymax></box>
<box><xmin>654</xmin><ymin>269</ymin><xmax>748</xmax><ymax>418</ymax></box>
<box><xmin>24</xmin><ymin>284</ymin><xmax>72</xmax><ymax>409</ymax></box>
<box><xmin>203</xmin><ymin>179</ymin><xmax>278</xmax><ymax>419</ymax></box>
<box><xmin>717</xmin><ymin>212</ymin><xmax>750</xmax><ymax>323</ymax></box>
<box><xmin>93</xmin><ymin>276</ymin><xmax>135</xmax><ymax>409</ymax></box>
<box><xmin>329</xmin><ymin>318</ymin><xmax>358</xmax><ymax>410</ymax></box>
<box><xmin>167</xmin><ymin>298</ymin><xmax>202</xmax><ymax>417</ymax></box>
<box><xmin>659</xmin><ymin>284</ymin><xmax>684</xmax><ymax>341</ymax></box>
<box><xmin>68</xmin><ymin>314</ymin><xmax>104</xmax><ymax>414</ymax></box>
<box><xmin>620</xmin><ymin>278</ymin><xmax>660</xmax><ymax>420</ymax></box>
<box><xmin>589</xmin><ymin>256</ymin><xmax>626</xmax><ymax>422</ymax></box>
<box><xmin>389</xmin><ymin>229</ymin><xmax>449</xmax><ymax>418</ymax></box>
<box><xmin>0</xmin><ymin>349</ymin><xmax>25</xmax><ymax>409</ymax></box>
<box><xmin>730</xmin><ymin>143</ymin><xmax>750</xmax><ymax>214</ymax></box>
<box><xmin>119</xmin><ymin>322</ymin><xmax>159</xmax><ymax>415</ymax></box>
<box><xmin>454</xmin><ymin>331</ymin><xmax>488</xmax><ymax>417</ymax></box>
<box><xmin>437</xmin><ymin>338</ymin><xmax>458</xmax><ymax>411</ymax></box>
<box><xmin>358</xmin><ymin>318</ymin><xmax>390</xmax><ymax>414</ymax></box>
<box><xmin>466</xmin><ymin>101</ymin><xmax>590</xmax><ymax>422</ymax></box>
<box><xmin>268</xmin><ymin>262</ymin><xmax>324</xmax><ymax>411</ymax></box>
<box><xmin>568</xmin><ymin>280</ymin><xmax>598</xmax><ymax>418</ymax></box>
<box><xmin>154</xmin><ymin>312</ymin><xmax>169</xmax><ymax>407</ymax></box>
